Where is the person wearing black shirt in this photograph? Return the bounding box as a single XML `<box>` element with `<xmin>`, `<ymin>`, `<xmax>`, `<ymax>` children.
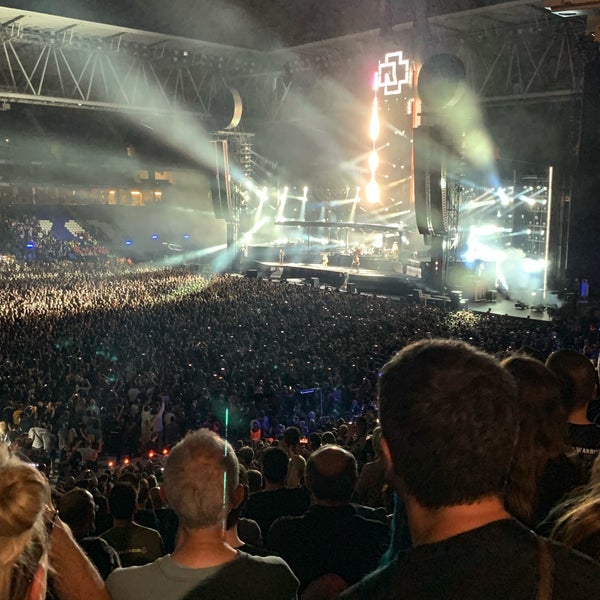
<box><xmin>341</xmin><ymin>339</ymin><xmax>600</xmax><ymax>600</ymax></box>
<box><xmin>268</xmin><ymin>445</ymin><xmax>389</xmax><ymax>593</ymax></box>
<box><xmin>242</xmin><ymin>446</ymin><xmax>310</xmax><ymax>539</ymax></box>
<box><xmin>546</xmin><ymin>349</ymin><xmax>600</xmax><ymax>477</ymax></box>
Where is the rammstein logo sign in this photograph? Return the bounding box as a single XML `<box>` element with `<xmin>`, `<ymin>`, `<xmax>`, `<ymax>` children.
<box><xmin>377</xmin><ymin>51</ymin><xmax>410</xmax><ymax>96</ymax></box>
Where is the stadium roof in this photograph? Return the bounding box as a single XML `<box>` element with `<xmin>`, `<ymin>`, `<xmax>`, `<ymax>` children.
<box><xmin>0</xmin><ymin>1</ymin><xmax>572</xmax><ymax>52</ymax></box>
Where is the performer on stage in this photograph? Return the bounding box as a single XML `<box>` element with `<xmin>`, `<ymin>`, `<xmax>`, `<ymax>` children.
<box><xmin>321</xmin><ymin>253</ymin><xmax>329</xmax><ymax>268</ymax></box>
<box><xmin>279</xmin><ymin>248</ymin><xmax>286</xmax><ymax>265</ymax></box>
<box><xmin>352</xmin><ymin>249</ymin><xmax>360</xmax><ymax>272</ymax></box>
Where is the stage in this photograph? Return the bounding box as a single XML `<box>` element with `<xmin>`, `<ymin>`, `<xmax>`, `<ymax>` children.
<box><xmin>241</xmin><ymin>259</ymin><xmax>556</xmax><ymax>323</ymax></box>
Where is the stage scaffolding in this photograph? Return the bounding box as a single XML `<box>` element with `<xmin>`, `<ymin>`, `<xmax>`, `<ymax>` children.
<box><xmin>211</xmin><ymin>130</ymin><xmax>255</xmax><ymax>246</ymax></box>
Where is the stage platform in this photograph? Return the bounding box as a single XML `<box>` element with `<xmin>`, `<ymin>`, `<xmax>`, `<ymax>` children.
<box><xmin>242</xmin><ymin>260</ymin><xmax>556</xmax><ymax>322</ymax></box>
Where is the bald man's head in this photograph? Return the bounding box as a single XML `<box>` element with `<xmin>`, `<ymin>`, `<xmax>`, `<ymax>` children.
<box><xmin>306</xmin><ymin>445</ymin><xmax>357</xmax><ymax>503</ymax></box>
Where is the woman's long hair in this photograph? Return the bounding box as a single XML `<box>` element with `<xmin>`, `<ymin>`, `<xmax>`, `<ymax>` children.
<box><xmin>550</xmin><ymin>481</ymin><xmax>600</xmax><ymax>560</ymax></box>
<box><xmin>0</xmin><ymin>444</ymin><xmax>50</xmax><ymax>599</ymax></box>
<box><xmin>502</xmin><ymin>356</ymin><xmax>567</xmax><ymax>524</ymax></box>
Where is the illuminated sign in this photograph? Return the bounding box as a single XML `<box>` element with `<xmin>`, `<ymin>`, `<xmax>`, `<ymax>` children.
<box><xmin>377</xmin><ymin>51</ymin><xmax>410</xmax><ymax>96</ymax></box>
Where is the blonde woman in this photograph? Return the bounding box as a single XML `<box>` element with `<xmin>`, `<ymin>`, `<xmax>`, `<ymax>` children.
<box><xmin>550</xmin><ymin>483</ymin><xmax>600</xmax><ymax>560</ymax></box>
<box><xmin>0</xmin><ymin>442</ymin><xmax>50</xmax><ymax>599</ymax></box>
<box><xmin>0</xmin><ymin>444</ymin><xmax>110</xmax><ymax>600</ymax></box>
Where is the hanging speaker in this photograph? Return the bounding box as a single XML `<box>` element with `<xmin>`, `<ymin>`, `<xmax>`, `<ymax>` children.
<box><xmin>210</xmin><ymin>175</ymin><xmax>227</xmax><ymax>219</ymax></box>
<box><xmin>210</xmin><ymin>138</ymin><xmax>231</xmax><ymax>220</ymax></box>
<box><xmin>417</xmin><ymin>54</ymin><xmax>466</xmax><ymax>110</ymax></box>
<box><xmin>414</xmin><ymin>126</ymin><xmax>448</xmax><ymax>236</ymax></box>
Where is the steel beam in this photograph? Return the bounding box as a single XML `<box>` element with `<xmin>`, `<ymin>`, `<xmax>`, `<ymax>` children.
<box><xmin>0</xmin><ymin>5</ymin><xmax>588</xmax><ymax>123</ymax></box>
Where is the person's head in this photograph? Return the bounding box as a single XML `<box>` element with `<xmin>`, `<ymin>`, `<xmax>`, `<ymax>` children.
<box><xmin>283</xmin><ymin>426</ymin><xmax>300</xmax><ymax>448</ymax></box>
<box><xmin>321</xmin><ymin>431</ymin><xmax>336</xmax><ymax>446</ymax></box>
<box><xmin>108</xmin><ymin>483</ymin><xmax>137</xmax><ymax>520</ymax></box>
<box><xmin>137</xmin><ymin>477</ymin><xmax>150</xmax><ymax>507</ymax></box>
<box><xmin>261</xmin><ymin>446</ymin><xmax>289</xmax><ymax>485</ymax></box>
<box><xmin>379</xmin><ymin>338</ymin><xmax>518</xmax><ymax>509</ymax></box>
<box><xmin>501</xmin><ymin>355</ymin><xmax>565</xmax><ymax>457</ymax></box>
<box><xmin>77</xmin><ymin>470</ymin><xmax>98</xmax><ymax>490</ymax></box>
<box><xmin>514</xmin><ymin>346</ymin><xmax>547</xmax><ymax>363</ymax></box>
<box><xmin>355</xmin><ymin>416</ymin><xmax>368</xmax><ymax>438</ymax></box>
<box><xmin>149</xmin><ymin>486</ymin><xmax>166</xmax><ymax>510</ymax></box>
<box><xmin>62</xmin><ymin>475</ymin><xmax>76</xmax><ymax>492</ymax></box>
<box><xmin>370</xmin><ymin>426</ymin><xmax>383</xmax><ymax>458</ymax></box>
<box><xmin>0</xmin><ymin>444</ymin><xmax>51</xmax><ymax>600</ymax></box>
<box><xmin>309</xmin><ymin>432</ymin><xmax>322</xmax><ymax>451</ymax></box>
<box><xmin>226</xmin><ymin>465</ymin><xmax>250</xmax><ymax>530</ymax></box>
<box><xmin>337</xmin><ymin>424</ymin><xmax>349</xmax><ymax>441</ymax></box>
<box><xmin>163</xmin><ymin>430</ymin><xmax>239</xmax><ymax>530</ymax></box>
<box><xmin>116</xmin><ymin>471</ymin><xmax>141</xmax><ymax>493</ymax></box>
<box><xmin>236</xmin><ymin>446</ymin><xmax>254</xmax><ymax>468</ymax></box>
<box><xmin>306</xmin><ymin>445</ymin><xmax>357</xmax><ymax>503</ymax></box>
<box><xmin>545</xmin><ymin>349</ymin><xmax>598</xmax><ymax>414</ymax></box>
<box><xmin>246</xmin><ymin>468</ymin><xmax>263</xmax><ymax>493</ymax></box>
<box><xmin>501</xmin><ymin>355</ymin><xmax>566</xmax><ymax>523</ymax></box>
<box><xmin>57</xmin><ymin>488</ymin><xmax>96</xmax><ymax>539</ymax></box>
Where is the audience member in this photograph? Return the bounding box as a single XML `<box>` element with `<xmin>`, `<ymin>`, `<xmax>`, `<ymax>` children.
<box><xmin>502</xmin><ymin>355</ymin><xmax>582</xmax><ymax>526</ymax></box>
<box><xmin>101</xmin><ymin>483</ymin><xmax>164</xmax><ymax>567</ymax></box>
<box><xmin>0</xmin><ymin>443</ymin><xmax>109</xmax><ymax>600</ymax></box>
<box><xmin>340</xmin><ymin>339</ymin><xmax>600</xmax><ymax>600</ymax></box>
<box><xmin>246</xmin><ymin>468</ymin><xmax>263</xmax><ymax>494</ymax></box>
<box><xmin>546</xmin><ymin>349</ymin><xmax>600</xmax><ymax>477</ymax></box>
<box><xmin>148</xmin><ymin>486</ymin><xmax>179</xmax><ymax>555</ymax></box>
<box><xmin>268</xmin><ymin>445</ymin><xmax>389</xmax><ymax>594</ymax></box>
<box><xmin>281</xmin><ymin>426</ymin><xmax>307</xmax><ymax>488</ymax></box>
<box><xmin>243</xmin><ymin>446</ymin><xmax>310</xmax><ymax>539</ymax></box>
<box><xmin>0</xmin><ymin>443</ymin><xmax>50</xmax><ymax>600</ymax></box>
<box><xmin>354</xmin><ymin>426</ymin><xmax>388</xmax><ymax>509</ymax></box>
<box><xmin>106</xmin><ymin>430</ymin><xmax>298</xmax><ymax>600</ymax></box>
<box><xmin>237</xmin><ymin>446</ymin><xmax>255</xmax><ymax>469</ymax></box>
<box><xmin>550</xmin><ymin>480</ymin><xmax>600</xmax><ymax>561</ymax></box>
<box><xmin>225</xmin><ymin>465</ymin><xmax>267</xmax><ymax>553</ymax></box>
<box><xmin>116</xmin><ymin>471</ymin><xmax>160</xmax><ymax>532</ymax></box>
<box><xmin>58</xmin><ymin>487</ymin><xmax>121</xmax><ymax>579</ymax></box>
